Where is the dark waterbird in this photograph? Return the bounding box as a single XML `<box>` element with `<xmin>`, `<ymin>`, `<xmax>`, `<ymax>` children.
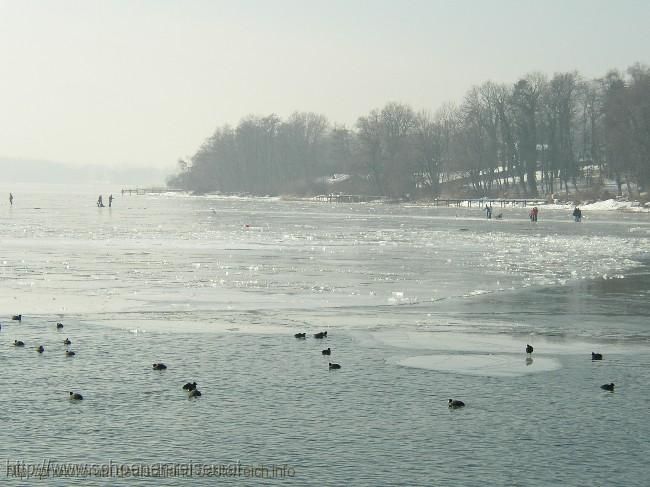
<box><xmin>601</xmin><ymin>383</ymin><xmax>615</xmax><ymax>391</ymax></box>
<box><xmin>314</xmin><ymin>331</ymin><xmax>328</xmax><ymax>339</ymax></box>
<box><xmin>188</xmin><ymin>389</ymin><xmax>202</xmax><ymax>398</ymax></box>
<box><xmin>69</xmin><ymin>392</ymin><xmax>83</xmax><ymax>400</ymax></box>
<box><xmin>37</xmin><ymin>345</ymin><xmax>45</xmax><ymax>353</ymax></box>
<box><xmin>14</xmin><ymin>340</ymin><xmax>25</xmax><ymax>347</ymax></box>
<box><xmin>66</xmin><ymin>350</ymin><xmax>76</xmax><ymax>357</ymax></box>
<box><xmin>329</xmin><ymin>362</ymin><xmax>341</xmax><ymax>369</ymax></box>
<box><xmin>294</xmin><ymin>333</ymin><xmax>306</xmax><ymax>339</ymax></box>
<box><xmin>12</xmin><ymin>314</ymin><xmax>21</xmax><ymax>321</ymax></box>
<box><xmin>448</xmin><ymin>399</ymin><xmax>466</xmax><ymax>408</ymax></box>
<box><xmin>592</xmin><ymin>352</ymin><xmax>603</xmax><ymax>360</ymax></box>
<box><xmin>153</xmin><ymin>363</ymin><xmax>167</xmax><ymax>370</ymax></box>
<box><xmin>56</xmin><ymin>322</ymin><xmax>64</xmax><ymax>329</ymax></box>
<box><xmin>183</xmin><ymin>382</ymin><xmax>197</xmax><ymax>391</ymax></box>
<box><xmin>64</xmin><ymin>338</ymin><xmax>71</xmax><ymax>345</ymax></box>
<box><xmin>322</xmin><ymin>348</ymin><xmax>331</xmax><ymax>355</ymax></box>
<box><xmin>526</xmin><ymin>344</ymin><xmax>534</xmax><ymax>354</ymax></box>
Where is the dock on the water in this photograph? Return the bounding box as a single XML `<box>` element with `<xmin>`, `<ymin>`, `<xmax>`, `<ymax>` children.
<box><xmin>121</xmin><ymin>187</ymin><xmax>184</xmax><ymax>195</ymax></box>
<box><xmin>432</xmin><ymin>198</ymin><xmax>547</xmax><ymax>208</ymax></box>
<box><xmin>314</xmin><ymin>194</ymin><xmax>384</xmax><ymax>203</ymax></box>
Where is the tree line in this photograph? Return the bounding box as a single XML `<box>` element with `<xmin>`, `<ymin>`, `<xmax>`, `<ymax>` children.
<box><xmin>168</xmin><ymin>63</ymin><xmax>650</xmax><ymax>199</ymax></box>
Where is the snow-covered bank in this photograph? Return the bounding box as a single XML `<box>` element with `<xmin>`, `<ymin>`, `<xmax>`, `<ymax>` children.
<box><xmin>161</xmin><ymin>190</ymin><xmax>649</xmax><ymax>212</ymax></box>
<box><xmin>544</xmin><ymin>198</ymin><xmax>650</xmax><ymax>212</ymax></box>
<box><xmin>406</xmin><ymin>197</ymin><xmax>650</xmax><ymax>212</ymax></box>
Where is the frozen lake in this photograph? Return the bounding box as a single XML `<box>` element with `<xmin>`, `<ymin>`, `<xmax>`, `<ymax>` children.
<box><xmin>1</xmin><ymin>185</ymin><xmax>649</xmax><ymax>485</ymax></box>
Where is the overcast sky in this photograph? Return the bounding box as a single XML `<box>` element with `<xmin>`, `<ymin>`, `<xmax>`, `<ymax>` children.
<box><xmin>1</xmin><ymin>0</ymin><xmax>648</xmax><ymax>172</ymax></box>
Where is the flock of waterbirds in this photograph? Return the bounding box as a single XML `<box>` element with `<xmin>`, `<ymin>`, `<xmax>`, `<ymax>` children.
<box><xmin>3</xmin><ymin>314</ymin><xmax>204</xmax><ymax>401</ymax></box>
<box><xmin>289</xmin><ymin>336</ymin><xmax>616</xmax><ymax>408</ymax></box>
<box><xmin>2</xmin><ymin>314</ymin><xmax>616</xmax><ymax>405</ymax></box>
<box><xmin>444</xmin><ymin>344</ymin><xmax>614</xmax><ymax>409</ymax></box>
<box><xmin>527</xmin><ymin>344</ymin><xmax>615</xmax><ymax>394</ymax></box>
<box><xmin>294</xmin><ymin>330</ymin><xmax>342</xmax><ymax>369</ymax></box>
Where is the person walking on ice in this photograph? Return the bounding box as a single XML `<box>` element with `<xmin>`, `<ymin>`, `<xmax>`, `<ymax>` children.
<box><xmin>573</xmin><ymin>206</ymin><xmax>582</xmax><ymax>222</ymax></box>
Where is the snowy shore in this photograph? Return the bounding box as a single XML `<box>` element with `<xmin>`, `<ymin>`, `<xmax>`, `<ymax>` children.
<box><xmin>166</xmin><ymin>190</ymin><xmax>650</xmax><ymax>213</ymax></box>
<box><xmin>543</xmin><ymin>198</ymin><xmax>650</xmax><ymax>212</ymax></box>
<box><xmin>408</xmin><ymin>197</ymin><xmax>650</xmax><ymax>212</ymax></box>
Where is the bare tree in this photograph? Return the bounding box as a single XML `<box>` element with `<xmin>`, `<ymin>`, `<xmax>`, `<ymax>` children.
<box><xmin>625</xmin><ymin>64</ymin><xmax>650</xmax><ymax>192</ymax></box>
<box><xmin>413</xmin><ymin>110</ymin><xmax>445</xmax><ymax>195</ymax></box>
<box><xmin>380</xmin><ymin>102</ymin><xmax>416</xmax><ymax>196</ymax></box>
<box><xmin>512</xmin><ymin>72</ymin><xmax>547</xmax><ymax>195</ymax></box>
<box><xmin>356</xmin><ymin>109</ymin><xmax>384</xmax><ymax>194</ymax></box>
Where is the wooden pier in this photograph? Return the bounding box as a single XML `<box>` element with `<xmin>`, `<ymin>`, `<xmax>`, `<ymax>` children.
<box><xmin>121</xmin><ymin>187</ymin><xmax>184</xmax><ymax>195</ymax></box>
<box><xmin>432</xmin><ymin>198</ymin><xmax>547</xmax><ymax>208</ymax></box>
<box><xmin>315</xmin><ymin>194</ymin><xmax>384</xmax><ymax>203</ymax></box>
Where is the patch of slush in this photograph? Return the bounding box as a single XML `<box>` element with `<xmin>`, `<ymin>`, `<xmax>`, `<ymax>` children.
<box><xmin>394</xmin><ymin>353</ymin><xmax>561</xmax><ymax>377</ymax></box>
<box><xmin>0</xmin><ymin>288</ymin><xmax>135</xmax><ymax>315</ymax></box>
<box><xmin>83</xmin><ymin>319</ymin><xmax>291</xmax><ymax>335</ymax></box>
<box><xmin>367</xmin><ymin>330</ymin><xmax>649</xmax><ymax>355</ymax></box>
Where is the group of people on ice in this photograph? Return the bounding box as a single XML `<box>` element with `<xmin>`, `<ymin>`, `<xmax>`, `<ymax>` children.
<box><xmin>96</xmin><ymin>194</ymin><xmax>114</xmax><ymax>207</ymax></box>
<box><xmin>481</xmin><ymin>203</ymin><xmax>582</xmax><ymax>223</ymax></box>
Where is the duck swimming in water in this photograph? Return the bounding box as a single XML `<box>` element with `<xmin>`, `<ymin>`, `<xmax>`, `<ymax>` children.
<box><xmin>601</xmin><ymin>383</ymin><xmax>615</xmax><ymax>391</ymax></box>
<box><xmin>66</xmin><ymin>350</ymin><xmax>76</xmax><ymax>357</ymax></box>
<box><xmin>37</xmin><ymin>345</ymin><xmax>45</xmax><ymax>353</ymax></box>
<box><xmin>63</xmin><ymin>338</ymin><xmax>71</xmax><ymax>345</ymax></box>
<box><xmin>592</xmin><ymin>352</ymin><xmax>603</xmax><ymax>360</ymax></box>
<box><xmin>448</xmin><ymin>399</ymin><xmax>466</xmax><ymax>408</ymax></box>
<box><xmin>294</xmin><ymin>333</ymin><xmax>306</xmax><ymax>339</ymax></box>
<box><xmin>153</xmin><ymin>363</ymin><xmax>167</xmax><ymax>370</ymax></box>
<box><xmin>188</xmin><ymin>389</ymin><xmax>202</xmax><ymax>398</ymax></box>
<box><xmin>69</xmin><ymin>392</ymin><xmax>83</xmax><ymax>400</ymax></box>
<box><xmin>314</xmin><ymin>331</ymin><xmax>328</xmax><ymax>339</ymax></box>
<box><xmin>526</xmin><ymin>344</ymin><xmax>534</xmax><ymax>354</ymax></box>
<box><xmin>56</xmin><ymin>322</ymin><xmax>63</xmax><ymax>329</ymax></box>
<box><xmin>183</xmin><ymin>382</ymin><xmax>197</xmax><ymax>391</ymax></box>
<box><xmin>328</xmin><ymin>362</ymin><xmax>341</xmax><ymax>369</ymax></box>
<box><xmin>12</xmin><ymin>314</ymin><xmax>21</xmax><ymax>321</ymax></box>
<box><xmin>322</xmin><ymin>348</ymin><xmax>331</xmax><ymax>355</ymax></box>
<box><xmin>14</xmin><ymin>340</ymin><xmax>25</xmax><ymax>347</ymax></box>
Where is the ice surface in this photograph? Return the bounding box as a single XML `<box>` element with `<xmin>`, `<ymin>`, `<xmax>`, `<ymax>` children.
<box><xmin>1</xmin><ymin>187</ymin><xmax>649</xmax><ymax>343</ymax></box>
<box><xmin>369</xmin><ymin>330</ymin><xmax>649</xmax><ymax>355</ymax></box>
<box><xmin>394</xmin><ymin>353</ymin><xmax>562</xmax><ymax>377</ymax></box>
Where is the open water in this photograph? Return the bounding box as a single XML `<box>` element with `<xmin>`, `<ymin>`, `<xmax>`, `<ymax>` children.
<box><xmin>1</xmin><ymin>185</ymin><xmax>649</xmax><ymax>485</ymax></box>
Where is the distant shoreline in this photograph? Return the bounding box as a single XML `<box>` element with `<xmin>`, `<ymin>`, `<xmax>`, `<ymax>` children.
<box><xmin>163</xmin><ymin>191</ymin><xmax>650</xmax><ymax>213</ymax></box>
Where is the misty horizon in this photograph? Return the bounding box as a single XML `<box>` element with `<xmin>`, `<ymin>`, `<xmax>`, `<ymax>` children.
<box><xmin>0</xmin><ymin>157</ymin><xmax>170</xmax><ymax>185</ymax></box>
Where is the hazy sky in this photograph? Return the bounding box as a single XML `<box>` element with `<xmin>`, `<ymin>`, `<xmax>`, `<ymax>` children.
<box><xmin>1</xmin><ymin>0</ymin><xmax>648</xmax><ymax>171</ymax></box>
